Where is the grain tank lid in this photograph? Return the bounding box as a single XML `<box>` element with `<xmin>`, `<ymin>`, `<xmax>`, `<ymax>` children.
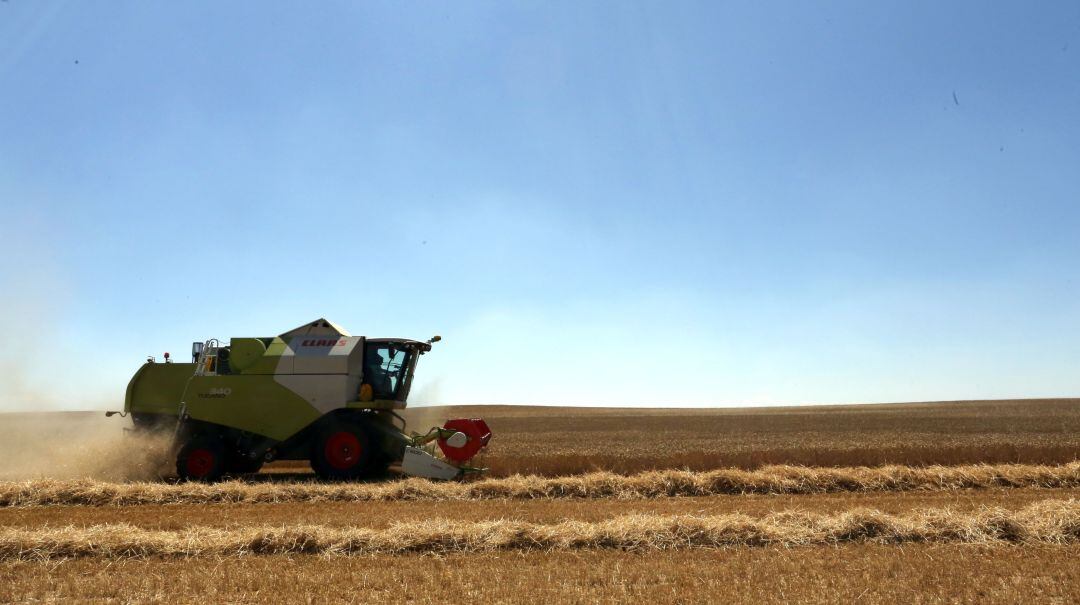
<box><xmin>279</xmin><ymin>318</ymin><xmax>352</xmax><ymax>338</ymax></box>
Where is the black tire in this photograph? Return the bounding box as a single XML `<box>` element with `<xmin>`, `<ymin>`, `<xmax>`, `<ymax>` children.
<box><xmin>176</xmin><ymin>435</ymin><xmax>226</xmax><ymax>482</ymax></box>
<box><xmin>310</xmin><ymin>421</ymin><xmax>375</xmax><ymax>480</ymax></box>
<box><xmin>226</xmin><ymin>454</ymin><xmax>265</xmax><ymax>475</ymax></box>
<box><xmin>364</xmin><ymin>457</ymin><xmax>394</xmax><ymax>479</ymax></box>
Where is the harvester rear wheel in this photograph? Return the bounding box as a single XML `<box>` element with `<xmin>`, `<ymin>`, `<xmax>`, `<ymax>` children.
<box><xmin>311</xmin><ymin>422</ymin><xmax>374</xmax><ymax>480</ymax></box>
<box><xmin>176</xmin><ymin>435</ymin><xmax>226</xmax><ymax>482</ymax></box>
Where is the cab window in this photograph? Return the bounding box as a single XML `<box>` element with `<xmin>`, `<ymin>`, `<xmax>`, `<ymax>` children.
<box><xmin>363</xmin><ymin>343</ymin><xmax>411</xmax><ymax>399</ymax></box>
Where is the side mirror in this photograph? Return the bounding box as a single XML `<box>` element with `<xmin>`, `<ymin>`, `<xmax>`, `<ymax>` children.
<box><xmin>191</xmin><ymin>341</ymin><xmax>204</xmax><ymax>363</ymax></box>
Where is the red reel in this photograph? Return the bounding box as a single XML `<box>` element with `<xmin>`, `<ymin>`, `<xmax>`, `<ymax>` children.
<box><xmin>437</xmin><ymin>418</ymin><xmax>492</xmax><ymax>463</ymax></box>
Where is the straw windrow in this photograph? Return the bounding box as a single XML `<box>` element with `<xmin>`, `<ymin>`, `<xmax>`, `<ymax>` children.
<box><xmin>0</xmin><ymin>500</ymin><xmax>1077</xmax><ymax>559</ymax></box>
<box><xmin>1</xmin><ymin>462</ymin><xmax>1078</xmax><ymax>507</ymax></box>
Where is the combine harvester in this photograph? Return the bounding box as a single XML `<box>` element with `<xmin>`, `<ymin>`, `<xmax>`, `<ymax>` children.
<box><xmin>109</xmin><ymin>319</ymin><xmax>491</xmax><ymax>481</ymax></box>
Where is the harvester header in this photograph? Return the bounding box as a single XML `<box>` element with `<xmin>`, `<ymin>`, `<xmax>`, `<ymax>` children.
<box><xmin>112</xmin><ymin>318</ymin><xmax>491</xmax><ymax>481</ymax></box>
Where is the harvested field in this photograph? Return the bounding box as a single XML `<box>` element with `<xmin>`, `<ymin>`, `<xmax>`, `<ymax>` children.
<box><xmin>2</xmin><ymin>500</ymin><xmax>1078</xmax><ymax>560</ymax></box>
<box><xmin>3</xmin><ymin>546</ymin><xmax>1078</xmax><ymax>604</ymax></box>
<box><xmin>2</xmin><ymin>400</ymin><xmax>1079</xmax><ymax>602</ymax></box>
<box><xmin>3</xmin><ymin>489</ymin><xmax>1077</xmax><ymax>530</ymax></box>
<box><xmin>3</xmin><ymin>462</ymin><xmax>1079</xmax><ymax>507</ymax></box>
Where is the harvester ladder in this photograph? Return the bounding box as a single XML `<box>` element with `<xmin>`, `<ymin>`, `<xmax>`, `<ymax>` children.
<box><xmin>194</xmin><ymin>339</ymin><xmax>219</xmax><ymax>376</ymax></box>
<box><xmin>173</xmin><ymin>338</ymin><xmax>218</xmax><ymax>453</ymax></box>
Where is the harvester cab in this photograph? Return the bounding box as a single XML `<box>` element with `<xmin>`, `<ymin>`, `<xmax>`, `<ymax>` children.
<box><xmin>113</xmin><ymin>319</ymin><xmax>491</xmax><ymax>482</ymax></box>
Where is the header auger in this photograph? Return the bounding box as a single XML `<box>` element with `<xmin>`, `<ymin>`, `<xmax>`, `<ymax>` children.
<box><xmin>109</xmin><ymin>318</ymin><xmax>491</xmax><ymax>481</ymax></box>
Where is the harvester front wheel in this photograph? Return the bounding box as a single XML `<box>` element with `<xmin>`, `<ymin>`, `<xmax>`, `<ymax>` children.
<box><xmin>311</xmin><ymin>422</ymin><xmax>374</xmax><ymax>480</ymax></box>
<box><xmin>176</xmin><ymin>436</ymin><xmax>226</xmax><ymax>482</ymax></box>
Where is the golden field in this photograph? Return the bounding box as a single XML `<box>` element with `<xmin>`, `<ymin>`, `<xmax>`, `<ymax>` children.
<box><xmin>1</xmin><ymin>398</ymin><xmax>1079</xmax><ymax>603</ymax></box>
<box><xmin>1</xmin><ymin>547</ymin><xmax>1077</xmax><ymax>604</ymax></box>
<box><xmin>412</xmin><ymin>399</ymin><xmax>1080</xmax><ymax>475</ymax></box>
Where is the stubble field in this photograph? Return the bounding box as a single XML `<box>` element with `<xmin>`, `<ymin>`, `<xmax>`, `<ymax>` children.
<box><xmin>1</xmin><ymin>398</ymin><xmax>1079</xmax><ymax>603</ymax></box>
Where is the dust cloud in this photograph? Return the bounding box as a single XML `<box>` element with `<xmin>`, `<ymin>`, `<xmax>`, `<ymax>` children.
<box><xmin>0</xmin><ymin>412</ymin><xmax>173</xmax><ymax>481</ymax></box>
<box><xmin>404</xmin><ymin>377</ymin><xmax>450</xmax><ymax>434</ymax></box>
<box><xmin>402</xmin><ymin>407</ymin><xmax>448</xmax><ymax>438</ymax></box>
<box><xmin>0</xmin><ymin>220</ymin><xmax>175</xmax><ymax>481</ymax></box>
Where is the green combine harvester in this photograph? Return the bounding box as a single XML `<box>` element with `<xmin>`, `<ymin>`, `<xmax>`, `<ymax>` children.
<box><xmin>109</xmin><ymin>318</ymin><xmax>491</xmax><ymax>481</ymax></box>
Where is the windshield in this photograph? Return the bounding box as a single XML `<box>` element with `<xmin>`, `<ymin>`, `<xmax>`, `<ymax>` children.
<box><xmin>363</xmin><ymin>342</ymin><xmax>414</xmax><ymax>400</ymax></box>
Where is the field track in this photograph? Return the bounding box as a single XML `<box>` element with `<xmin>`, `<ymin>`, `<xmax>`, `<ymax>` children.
<box><xmin>3</xmin><ymin>462</ymin><xmax>1079</xmax><ymax>506</ymax></box>
<box><xmin>1</xmin><ymin>500</ymin><xmax>1077</xmax><ymax>559</ymax></box>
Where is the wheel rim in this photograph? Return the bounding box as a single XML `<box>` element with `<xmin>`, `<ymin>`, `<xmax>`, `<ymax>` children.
<box><xmin>186</xmin><ymin>448</ymin><xmax>216</xmax><ymax>478</ymax></box>
<box><xmin>324</xmin><ymin>431</ymin><xmax>362</xmax><ymax>470</ymax></box>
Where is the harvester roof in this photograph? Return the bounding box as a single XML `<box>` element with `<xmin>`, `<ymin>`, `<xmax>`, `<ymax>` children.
<box><xmin>276</xmin><ymin>319</ymin><xmax>433</xmax><ymax>352</ymax></box>
<box><xmin>367</xmin><ymin>337</ymin><xmax>433</xmax><ymax>352</ymax></box>
<box><xmin>279</xmin><ymin>318</ymin><xmax>351</xmax><ymax>338</ymax></box>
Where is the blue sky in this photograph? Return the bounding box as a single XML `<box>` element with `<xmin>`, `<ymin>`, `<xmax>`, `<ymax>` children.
<box><xmin>1</xmin><ymin>1</ymin><xmax>1078</xmax><ymax>409</ymax></box>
